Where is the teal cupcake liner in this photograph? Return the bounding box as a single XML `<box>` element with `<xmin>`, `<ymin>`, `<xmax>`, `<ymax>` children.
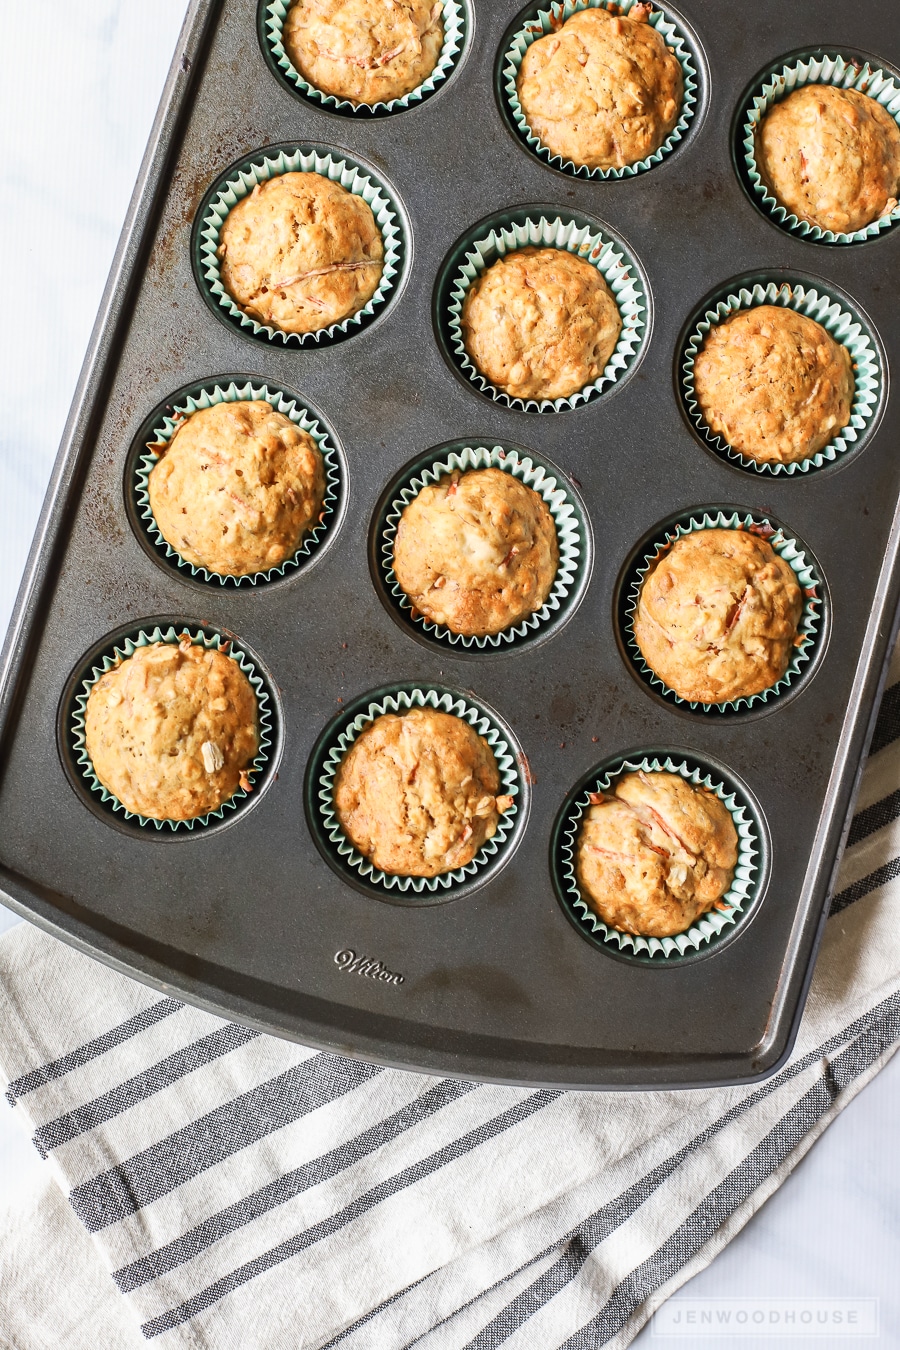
<box><xmin>195</xmin><ymin>144</ymin><xmax>404</xmax><ymax>347</ymax></box>
<box><xmin>556</xmin><ymin>753</ymin><xmax>764</xmax><ymax>961</ymax></box>
<box><xmin>134</xmin><ymin>379</ymin><xmax>341</xmax><ymax>586</ymax></box>
<box><xmin>445</xmin><ymin>212</ymin><xmax>648</xmax><ymax>412</ymax></box>
<box><xmin>380</xmin><ymin>443</ymin><xmax>588</xmax><ymax>649</ymax></box>
<box><xmin>70</xmin><ymin>626</ymin><xmax>273</xmax><ymax>833</ymax></box>
<box><xmin>742</xmin><ymin>52</ymin><xmax>900</xmax><ymax>244</ymax></box>
<box><xmin>316</xmin><ymin>687</ymin><xmax>522</xmax><ymax>894</ymax></box>
<box><xmin>501</xmin><ymin>0</ymin><xmax>700</xmax><ymax>180</ymax></box>
<box><xmin>261</xmin><ymin>0</ymin><xmax>467</xmax><ymax>115</ymax></box>
<box><xmin>623</xmin><ymin>510</ymin><xmax>824</xmax><ymax>714</ymax></box>
<box><xmin>682</xmin><ymin>279</ymin><xmax>883</xmax><ymax>475</ymax></box>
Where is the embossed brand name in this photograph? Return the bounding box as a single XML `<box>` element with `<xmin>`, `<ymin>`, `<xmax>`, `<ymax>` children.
<box><xmin>335</xmin><ymin>949</ymin><xmax>405</xmax><ymax>986</ymax></box>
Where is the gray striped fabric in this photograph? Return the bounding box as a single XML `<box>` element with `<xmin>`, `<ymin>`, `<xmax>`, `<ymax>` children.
<box><xmin>2</xmin><ymin>642</ymin><xmax>900</xmax><ymax>1347</ymax></box>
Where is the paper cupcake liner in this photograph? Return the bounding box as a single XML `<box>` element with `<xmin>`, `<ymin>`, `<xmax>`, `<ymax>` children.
<box><xmin>681</xmin><ymin>279</ymin><xmax>883</xmax><ymax>476</ymax></box>
<box><xmin>443</xmin><ymin>211</ymin><xmax>648</xmax><ymax>412</ymax></box>
<box><xmin>194</xmin><ymin>144</ymin><xmax>405</xmax><ymax>347</ymax></box>
<box><xmin>742</xmin><ymin>52</ymin><xmax>900</xmax><ymax>244</ymax></box>
<box><xmin>379</xmin><ymin>443</ymin><xmax>588</xmax><ymax>650</ymax></box>
<box><xmin>555</xmin><ymin>753</ymin><xmax>764</xmax><ymax>961</ymax></box>
<box><xmin>500</xmin><ymin>0</ymin><xmax>700</xmax><ymax>179</ymax></box>
<box><xmin>314</xmin><ymin>686</ymin><xmax>522</xmax><ymax>895</ymax></box>
<box><xmin>260</xmin><ymin>0</ymin><xmax>468</xmax><ymax>116</ymax></box>
<box><xmin>622</xmin><ymin>510</ymin><xmax>824</xmax><ymax>714</ymax></box>
<box><xmin>133</xmin><ymin>379</ymin><xmax>341</xmax><ymax>586</ymax></box>
<box><xmin>69</xmin><ymin>625</ymin><xmax>274</xmax><ymax>833</ymax></box>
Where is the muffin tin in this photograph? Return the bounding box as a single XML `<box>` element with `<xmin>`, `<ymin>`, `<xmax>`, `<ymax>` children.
<box><xmin>0</xmin><ymin>0</ymin><xmax>898</xmax><ymax>1088</ymax></box>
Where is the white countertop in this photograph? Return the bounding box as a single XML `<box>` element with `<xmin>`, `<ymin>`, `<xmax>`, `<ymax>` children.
<box><xmin>0</xmin><ymin>4</ymin><xmax>898</xmax><ymax>1346</ymax></box>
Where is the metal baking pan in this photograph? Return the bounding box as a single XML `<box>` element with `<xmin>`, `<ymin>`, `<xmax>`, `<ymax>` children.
<box><xmin>1</xmin><ymin>0</ymin><xmax>898</xmax><ymax>1088</ymax></box>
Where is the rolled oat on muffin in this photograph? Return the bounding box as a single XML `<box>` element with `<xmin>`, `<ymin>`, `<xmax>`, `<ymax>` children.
<box><xmin>633</xmin><ymin>527</ymin><xmax>803</xmax><ymax>704</ymax></box>
<box><xmin>575</xmin><ymin>769</ymin><xmax>738</xmax><ymax>938</ymax></box>
<box><xmin>392</xmin><ymin>467</ymin><xmax>559</xmax><ymax>637</ymax></box>
<box><xmin>218</xmin><ymin>172</ymin><xmax>384</xmax><ymax>335</ymax></box>
<box><xmin>461</xmin><ymin>247</ymin><xmax>622</xmax><ymax>401</ymax></box>
<box><xmin>148</xmin><ymin>401</ymin><xmax>326</xmax><ymax>576</ymax></box>
<box><xmin>284</xmin><ymin>0</ymin><xmax>444</xmax><ymax>106</ymax></box>
<box><xmin>693</xmin><ymin>305</ymin><xmax>854</xmax><ymax>465</ymax></box>
<box><xmin>516</xmin><ymin>5</ymin><xmax>683</xmax><ymax>170</ymax></box>
<box><xmin>333</xmin><ymin>707</ymin><xmax>513</xmax><ymax>877</ymax></box>
<box><xmin>84</xmin><ymin>641</ymin><xmax>258</xmax><ymax>822</ymax></box>
<box><xmin>756</xmin><ymin>84</ymin><xmax>900</xmax><ymax>234</ymax></box>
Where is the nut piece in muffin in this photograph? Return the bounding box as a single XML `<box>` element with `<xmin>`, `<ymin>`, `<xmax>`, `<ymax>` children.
<box><xmin>218</xmin><ymin>172</ymin><xmax>384</xmax><ymax>335</ymax></box>
<box><xmin>461</xmin><ymin>247</ymin><xmax>622</xmax><ymax>402</ymax></box>
<box><xmin>334</xmin><ymin>707</ymin><xmax>513</xmax><ymax>877</ymax></box>
<box><xmin>84</xmin><ymin>640</ymin><xmax>258</xmax><ymax>822</ymax></box>
<box><xmin>516</xmin><ymin>6</ymin><xmax>683</xmax><ymax>170</ymax></box>
<box><xmin>756</xmin><ymin>84</ymin><xmax>900</xmax><ymax>234</ymax></box>
<box><xmin>392</xmin><ymin>467</ymin><xmax>559</xmax><ymax>637</ymax></box>
<box><xmin>148</xmin><ymin>401</ymin><xmax>326</xmax><ymax>577</ymax></box>
<box><xmin>633</xmin><ymin>528</ymin><xmax>804</xmax><ymax>704</ymax></box>
<box><xmin>693</xmin><ymin>305</ymin><xmax>855</xmax><ymax>466</ymax></box>
<box><xmin>284</xmin><ymin>0</ymin><xmax>444</xmax><ymax>106</ymax></box>
<box><xmin>575</xmin><ymin>770</ymin><xmax>738</xmax><ymax>938</ymax></box>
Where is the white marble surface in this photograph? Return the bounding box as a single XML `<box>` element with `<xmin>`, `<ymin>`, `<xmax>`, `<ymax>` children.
<box><xmin>0</xmin><ymin>4</ymin><xmax>899</xmax><ymax>1346</ymax></box>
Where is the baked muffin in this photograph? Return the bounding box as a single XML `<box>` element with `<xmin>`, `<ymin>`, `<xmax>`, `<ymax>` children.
<box><xmin>148</xmin><ymin>401</ymin><xmax>326</xmax><ymax>576</ymax></box>
<box><xmin>461</xmin><ymin>248</ymin><xmax>622</xmax><ymax>401</ymax></box>
<box><xmin>575</xmin><ymin>770</ymin><xmax>738</xmax><ymax>938</ymax></box>
<box><xmin>756</xmin><ymin>84</ymin><xmax>900</xmax><ymax>234</ymax></box>
<box><xmin>84</xmin><ymin>640</ymin><xmax>258</xmax><ymax>822</ymax></box>
<box><xmin>516</xmin><ymin>5</ymin><xmax>683</xmax><ymax>170</ymax></box>
<box><xmin>284</xmin><ymin>0</ymin><xmax>444</xmax><ymax>106</ymax></box>
<box><xmin>334</xmin><ymin>707</ymin><xmax>514</xmax><ymax>877</ymax></box>
<box><xmin>633</xmin><ymin>528</ymin><xmax>803</xmax><ymax>704</ymax></box>
<box><xmin>218</xmin><ymin>172</ymin><xmax>384</xmax><ymax>334</ymax></box>
<box><xmin>692</xmin><ymin>305</ymin><xmax>855</xmax><ymax>465</ymax></box>
<box><xmin>392</xmin><ymin>468</ymin><xmax>559</xmax><ymax>636</ymax></box>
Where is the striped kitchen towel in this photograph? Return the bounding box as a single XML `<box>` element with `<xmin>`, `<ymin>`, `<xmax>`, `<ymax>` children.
<box><xmin>2</xmin><ymin>647</ymin><xmax>900</xmax><ymax>1348</ymax></box>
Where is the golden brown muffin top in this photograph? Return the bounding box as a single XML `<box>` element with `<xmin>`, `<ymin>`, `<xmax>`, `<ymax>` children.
<box><xmin>84</xmin><ymin>641</ymin><xmax>258</xmax><ymax>822</ymax></box>
<box><xmin>392</xmin><ymin>468</ymin><xmax>559</xmax><ymax>637</ymax></box>
<box><xmin>284</xmin><ymin>0</ymin><xmax>444</xmax><ymax>106</ymax></box>
<box><xmin>461</xmin><ymin>247</ymin><xmax>622</xmax><ymax>402</ymax></box>
<box><xmin>693</xmin><ymin>305</ymin><xmax>855</xmax><ymax>465</ymax></box>
<box><xmin>633</xmin><ymin>528</ymin><xmax>804</xmax><ymax>704</ymax></box>
<box><xmin>218</xmin><ymin>172</ymin><xmax>384</xmax><ymax>335</ymax></box>
<box><xmin>576</xmin><ymin>770</ymin><xmax>738</xmax><ymax>938</ymax></box>
<box><xmin>516</xmin><ymin>6</ymin><xmax>682</xmax><ymax>170</ymax></box>
<box><xmin>757</xmin><ymin>84</ymin><xmax>900</xmax><ymax>234</ymax></box>
<box><xmin>333</xmin><ymin>707</ymin><xmax>513</xmax><ymax>877</ymax></box>
<box><xmin>148</xmin><ymin>401</ymin><xmax>326</xmax><ymax>576</ymax></box>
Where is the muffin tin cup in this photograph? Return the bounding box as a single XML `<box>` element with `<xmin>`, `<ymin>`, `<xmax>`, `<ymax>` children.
<box><xmin>378</xmin><ymin>441</ymin><xmax>589</xmax><ymax>650</ymax></box>
<box><xmin>311</xmin><ymin>686</ymin><xmax>523</xmax><ymax>899</ymax></box>
<box><xmin>194</xmin><ymin>143</ymin><xmax>405</xmax><ymax>348</ymax></box>
<box><xmin>553</xmin><ymin>752</ymin><xmax>765</xmax><ymax>962</ymax></box>
<box><xmin>500</xmin><ymin>0</ymin><xmax>700</xmax><ymax>180</ymax></box>
<box><xmin>260</xmin><ymin>0</ymin><xmax>468</xmax><ymax>116</ymax></box>
<box><xmin>68</xmin><ymin>625</ymin><xmax>274</xmax><ymax>833</ymax></box>
<box><xmin>132</xmin><ymin>379</ymin><xmax>342</xmax><ymax>587</ymax></box>
<box><xmin>621</xmin><ymin>510</ymin><xmax>825</xmax><ymax>715</ymax></box>
<box><xmin>441</xmin><ymin>209</ymin><xmax>648</xmax><ymax>412</ymax></box>
<box><xmin>681</xmin><ymin>278</ymin><xmax>883</xmax><ymax>476</ymax></box>
<box><xmin>741</xmin><ymin>51</ymin><xmax>900</xmax><ymax>244</ymax></box>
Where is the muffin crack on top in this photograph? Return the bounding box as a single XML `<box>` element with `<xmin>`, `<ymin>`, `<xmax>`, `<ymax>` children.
<box><xmin>756</xmin><ymin>83</ymin><xmax>900</xmax><ymax>234</ymax></box>
<box><xmin>516</xmin><ymin>5</ymin><xmax>683</xmax><ymax>170</ymax></box>
<box><xmin>284</xmin><ymin>0</ymin><xmax>445</xmax><ymax>106</ymax></box>
<box><xmin>633</xmin><ymin>527</ymin><xmax>804</xmax><ymax>705</ymax></box>
<box><xmin>218</xmin><ymin>172</ymin><xmax>384</xmax><ymax>334</ymax></box>
<box><xmin>333</xmin><ymin>707</ymin><xmax>513</xmax><ymax>877</ymax></box>
<box><xmin>575</xmin><ymin>769</ymin><xmax>739</xmax><ymax>938</ymax></box>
